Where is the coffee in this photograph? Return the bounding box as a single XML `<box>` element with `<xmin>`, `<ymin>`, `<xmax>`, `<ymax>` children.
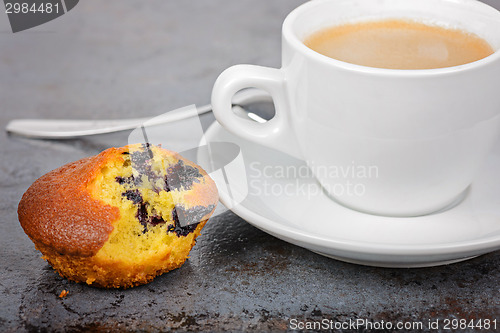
<box><xmin>304</xmin><ymin>19</ymin><xmax>494</xmax><ymax>69</ymax></box>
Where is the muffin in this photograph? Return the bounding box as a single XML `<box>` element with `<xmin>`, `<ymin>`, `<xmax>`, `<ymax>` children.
<box><xmin>18</xmin><ymin>143</ymin><xmax>218</xmax><ymax>288</ymax></box>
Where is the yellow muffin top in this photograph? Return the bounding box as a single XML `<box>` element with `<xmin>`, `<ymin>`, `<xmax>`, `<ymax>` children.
<box><xmin>88</xmin><ymin>144</ymin><xmax>218</xmax><ymax>265</ymax></box>
<box><xmin>19</xmin><ymin>144</ymin><xmax>218</xmax><ymax>262</ymax></box>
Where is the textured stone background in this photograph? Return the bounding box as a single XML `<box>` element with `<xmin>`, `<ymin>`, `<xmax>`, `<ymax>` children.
<box><xmin>1</xmin><ymin>1</ymin><xmax>499</xmax><ymax>332</ymax></box>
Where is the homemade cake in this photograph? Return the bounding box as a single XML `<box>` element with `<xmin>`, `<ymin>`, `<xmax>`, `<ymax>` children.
<box><xmin>18</xmin><ymin>143</ymin><xmax>218</xmax><ymax>288</ymax></box>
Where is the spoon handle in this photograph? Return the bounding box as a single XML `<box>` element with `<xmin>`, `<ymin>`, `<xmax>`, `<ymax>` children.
<box><xmin>5</xmin><ymin>89</ymin><xmax>270</xmax><ymax>139</ymax></box>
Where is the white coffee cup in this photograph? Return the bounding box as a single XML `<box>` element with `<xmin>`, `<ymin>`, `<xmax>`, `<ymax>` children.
<box><xmin>211</xmin><ymin>0</ymin><xmax>500</xmax><ymax>217</ymax></box>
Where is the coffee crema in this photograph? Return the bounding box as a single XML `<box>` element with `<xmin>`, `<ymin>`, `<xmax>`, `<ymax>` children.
<box><xmin>304</xmin><ymin>19</ymin><xmax>494</xmax><ymax>69</ymax></box>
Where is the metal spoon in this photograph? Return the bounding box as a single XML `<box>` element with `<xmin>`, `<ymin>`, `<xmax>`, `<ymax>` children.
<box><xmin>5</xmin><ymin>89</ymin><xmax>271</xmax><ymax>139</ymax></box>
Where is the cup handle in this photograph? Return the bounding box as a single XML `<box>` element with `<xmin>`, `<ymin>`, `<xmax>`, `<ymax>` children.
<box><xmin>212</xmin><ymin>64</ymin><xmax>302</xmax><ymax>159</ymax></box>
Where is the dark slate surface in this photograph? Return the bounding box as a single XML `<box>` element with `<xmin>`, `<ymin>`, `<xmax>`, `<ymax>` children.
<box><xmin>1</xmin><ymin>1</ymin><xmax>499</xmax><ymax>332</ymax></box>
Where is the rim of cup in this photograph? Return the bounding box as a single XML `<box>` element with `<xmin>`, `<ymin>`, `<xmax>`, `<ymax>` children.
<box><xmin>282</xmin><ymin>0</ymin><xmax>500</xmax><ymax>76</ymax></box>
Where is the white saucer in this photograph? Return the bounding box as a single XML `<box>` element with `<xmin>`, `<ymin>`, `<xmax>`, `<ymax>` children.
<box><xmin>198</xmin><ymin>121</ymin><xmax>500</xmax><ymax>268</ymax></box>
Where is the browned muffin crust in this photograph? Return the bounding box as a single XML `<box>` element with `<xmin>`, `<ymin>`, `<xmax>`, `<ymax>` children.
<box><xmin>18</xmin><ymin>149</ymin><xmax>121</xmax><ymax>257</ymax></box>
